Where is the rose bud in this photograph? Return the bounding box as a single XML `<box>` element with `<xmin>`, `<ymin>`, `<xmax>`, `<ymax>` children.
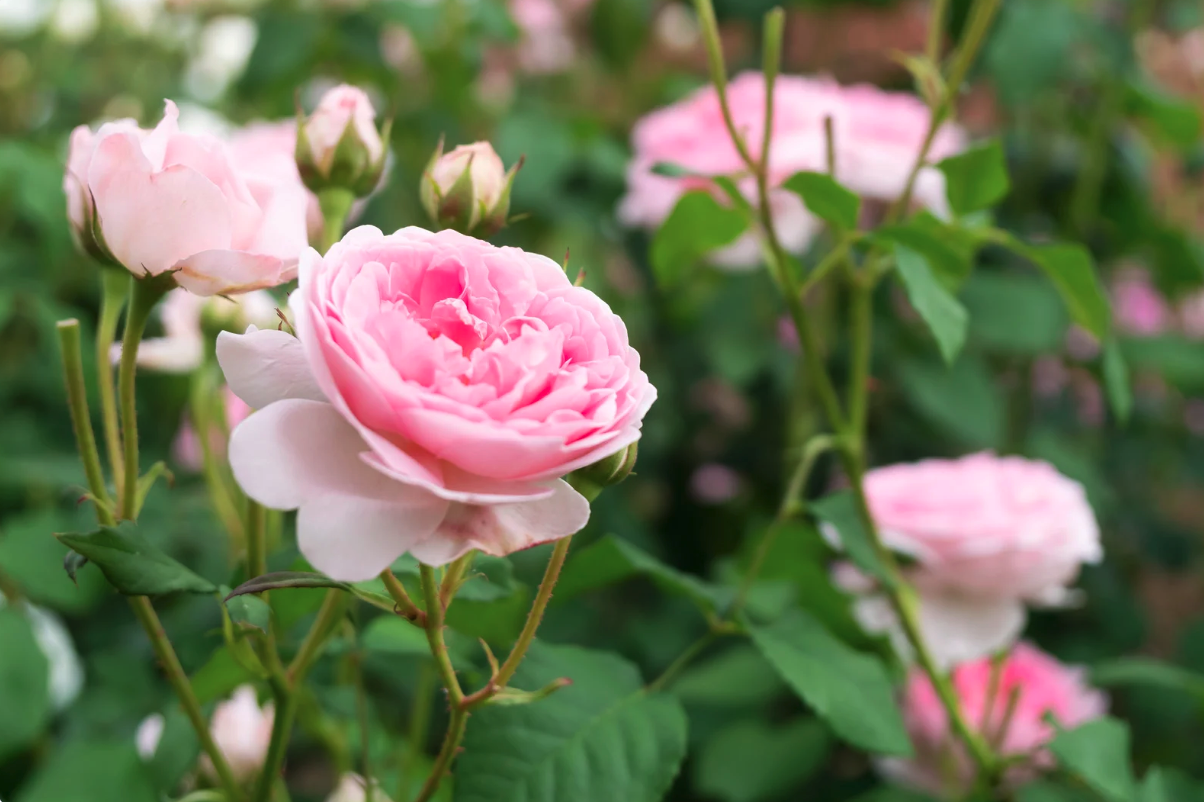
<box><xmin>297</xmin><ymin>85</ymin><xmax>389</xmax><ymax>199</ymax></box>
<box><xmin>569</xmin><ymin>441</ymin><xmax>638</xmax><ymax>501</ymax></box>
<box><xmin>420</xmin><ymin>140</ymin><xmax>519</xmax><ymax>236</ymax></box>
<box><xmin>200</xmin><ymin>684</ymin><xmax>275</xmax><ymax>783</ymax></box>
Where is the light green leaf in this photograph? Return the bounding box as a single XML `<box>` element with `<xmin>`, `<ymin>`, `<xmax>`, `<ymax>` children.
<box><xmin>651</xmin><ymin>191</ymin><xmax>749</xmax><ymax>285</ymax></box>
<box><xmin>225</xmin><ymin>593</ymin><xmax>271</xmax><ymax>634</ymax></box>
<box><xmin>0</xmin><ymin>606</ymin><xmax>50</xmax><ymax>759</ymax></box>
<box><xmin>1091</xmin><ymin>656</ymin><xmax>1204</xmax><ymax>702</ymax></box>
<box><xmin>454</xmin><ymin>642</ymin><xmax>688</xmax><ymax>802</ymax></box>
<box><xmin>1049</xmin><ymin>716</ymin><xmax>1136</xmax><ymax>802</ymax></box>
<box><xmin>894</xmin><ymin>243</ymin><xmax>968</xmax><ymax>363</ymax></box>
<box><xmin>361</xmin><ymin>615</ymin><xmax>432</xmax><ymax>658</ymax></box>
<box><xmin>748</xmin><ymin>610</ymin><xmax>910</xmax><ymax>755</ymax></box>
<box><xmin>783</xmin><ymin>171</ymin><xmax>860</xmax><ymax>230</ymax></box>
<box><xmin>56</xmin><ymin>523</ymin><xmax>217</xmax><ymax>596</ymax></box>
<box><xmin>1126</xmin><ymin>78</ymin><xmax>1203</xmax><ymax>149</ymax></box>
<box><xmin>693</xmin><ymin>717</ymin><xmax>830</xmax><ymax>802</ymax></box>
<box><xmin>877</xmin><ymin>214</ymin><xmax>976</xmax><ymax>289</ymax></box>
<box><xmin>937</xmin><ymin>139</ymin><xmax>1010</xmax><ymax>215</ymax></box>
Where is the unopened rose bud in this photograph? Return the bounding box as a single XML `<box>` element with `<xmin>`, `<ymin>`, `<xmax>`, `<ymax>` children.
<box><xmin>63</xmin><ymin>124</ymin><xmax>120</xmax><ymax>264</ymax></box>
<box><xmin>420</xmin><ymin>140</ymin><xmax>519</xmax><ymax>236</ymax></box>
<box><xmin>568</xmin><ymin>441</ymin><xmax>638</xmax><ymax>501</ymax></box>
<box><xmin>297</xmin><ymin>85</ymin><xmax>389</xmax><ymax>198</ymax></box>
<box><xmin>326</xmin><ymin>774</ymin><xmax>394</xmax><ymax>802</ymax></box>
<box><xmin>200</xmin><ymin>685</ymin><xmax>274</xmax><ymax>783</ymax></box>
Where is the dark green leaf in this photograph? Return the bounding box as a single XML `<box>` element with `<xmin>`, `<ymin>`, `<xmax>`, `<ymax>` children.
<box><xmin>877</xmin><ymin>215</ymin><xmax>976</xmax><ymax>289</ymax></box>
<box><xmin>16</xmin><ymin>739</ymin><xmax>157</xmax><ymax>802</ymax></box>
<box><xmin>1139</xmin><ymin>766</ymin><xmax>1204</xmax><ymax>802</ymax></box>
<box><xmin>1049</xmin><ymin>716</ymin><xmax>1136</xmax><ymax>802</ymax></box>
<box><xmin>783</xmin><ymin>171</ymin><xmax>860</xmax><ymax>230</ymax></box>
<box><xmin>1126</xmin><ymin>78</ymin><xmax>1203</xmax><ymax>149</ymax></box>
<box><xmin>454</xmin><ymin>642</ymin><xmax>688</xmax><ymax>802</ymax></box>
<box><xmin>651</xmin><ymin>191</ymin><xmax>749</xmax><ymax>285</ymax></box>
<box><xmin>896</xmin><ymin>355</ymin><xmax>1005</xmax><ymax>448</ymax></box>
<box><xmin>993</xmin><ymin>234</ymin><xmax>1110</xmax><ymax>339</ymax></box>
<box><xmin>810</xmin><ymin>491</ymin><xmax>891</xmax><ymax>586</ymax></box>
<box><xmin>0</xmin><ymin>606</ymin><xmax>50</xmax><ymax>758</ymax></box>
<box><xmin>894</xmin><ymin>243</ymin><xmax>968</xmax><ymax>363</ymax></box>
<box><xmin>146</xmin><ymin>707</ymin><xmax>200</xmax><ymax>793</ymax></box>
<box><xmin>1015</xmin><ymin>781</ymin><xmax>1097</xmax><ymax>802</ymax></box>
<box><xmin>672</xmin><ymin>644</ymin><xmax>787</xmax><ymax>708</ymax></box>
<box><xmin>555</xmin><ymin>534</ymin><xmax>726</xmax><ymax>614</ymax></box>
<box><xmin>0</xmin><ymin>509</ymin><xmax>107</xmax><ymax>613</ymax></box>
<box><xmin>937</xmin><ymin>140</ymin><xmax>1010</xmax><ymax>215</ymax></box>
<box><xmin>693</xmin><ymin>717</ymin><xmax>830</xmax><ymax>802</ymax></box>
<box><xmin>190</xmin><ymin>647</ymin><xmax>255</xmax><ymax>705</ymax></box>
<box><xmin>1103</xmin><ymin>338</ymin><xmax>1132</xmax><ymax>423</ymax></box>
<box><xmin>748</xmin><ymin>610</ymin><xmax>910</xmax><ymax>754</ymax></box>
<box><xmin>1091</xmin><ymin>656</ymin><xmax>1204</xmax><ymax>702</ymax></box>
<box><xmin>1121</xmin><ymin>335</ymin><xmax>1204</xmax><ymax>393</ymax></box>
<box><xmin>56</xmin><ymin>523</ymin><xmax>216</xmax><ymax>596</ymax></box>
<box><xmin>225</xmin><ymin>593</ymin><xmax>271</xmax><ymax>634</ymax></box>
<box><xmin>962</xmin><ymin>272</ymin><xmax>1068</xmax><ymax>354</ymax></box>
<box><xmin>227</xmin><ymin>571</ymin><xmax>349</xmax><ymax>600</ymax></box>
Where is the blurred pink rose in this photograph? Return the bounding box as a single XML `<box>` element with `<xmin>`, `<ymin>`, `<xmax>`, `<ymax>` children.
<box><xmin>511</xmin><ymin>0</ymin><xmax>576</xmax><ymax>74</ymax></box>
<box><xmin>113</xmin><ymin>287</ymin><xmax>279</xmax><ymax>373</ymax></box>
<box><xmin>689</xmin><ymin>463</ymin><xmax>741</xmax><ymax>505</ymax></box>
<box><xmin>1178</xmin><ymin>290</ymin><xmax>1204</xmax><ymax>339</ymax></box>
<box><xmin>619</xmin><ymin>72</ymin><xmax>964</xmax><ymax>269</ymax></box>
<box><xmin>201</xmin><ymin>685</ymin><xmax>274</xmax><ymax>783</ymax></box>
<box><xmin>1111</xmin><ymin>268</ymin><xmax>1170</xmax><ymax>336</ymax></box>
<box><xmin>174</xmin><ymin>386</ymin><xmax>252</xmax><ymax>471</ymax></box>
<box><xmin>883</xmin><ymin>643</ymin><xmax>1107</xmax><ymax>795</ymax></box>
<box><xmin>301</xmin><ymin>85</ymin><xmax>383</xmax><ymax>178</ymax></box>
<box><xmin>227</xmin><ymin>120</ymin><xmax>324</xmax><ymax>243</ymax></box>
<box><xmin>68</xmin><ymin>100</ymin><xmax>309</xmax><ymax>295</ymax></box>
<box><xmin>217</xmin><ymin>226</ymin><xmax>655</xmax><ymax>580</ymax></box>
<box><xmin>327</xmin><ymin>774</ymin><xmax>393</xmax><ymax>802</ymax></box>
<box><xmin>842</xmin><ymin>453</ymin><xmax>1101</xmax><ymax>663</ymax></box>
<box><xmin>135</xmin><ymin>713</ymin><xmax>165</xmax><ymax>761</ymax></box>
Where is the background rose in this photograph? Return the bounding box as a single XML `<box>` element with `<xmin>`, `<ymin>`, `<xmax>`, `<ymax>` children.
<box><xmin>300</xmin><ymin>84</ymin><xmax>383</xmax><ymax>179</ymax></box>
<box><xmin>217</xmin><ymin>225</ymin><xmax>655</xmax><ymax>580</ymax></box>
<box><xmin>200</xmin><ymin>685</ymin><xmax>274</xmax><ymax>783</ymax></box>
<box><xmin>70</xmin><ymin>100</ymin><xmax>310</xmax><ymax>295</ymax></box>
<box><xmin>882</xmin><ymin>643</ymin><xmax>1107</xmax><ymax>796</ymax></box>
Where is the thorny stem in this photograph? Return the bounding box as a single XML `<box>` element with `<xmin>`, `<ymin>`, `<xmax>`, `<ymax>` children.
<box><xmin>97</xmin><ymin>269</ymin><xmax>127</xmax><ymax>498</ymax></box>
<box><xmin>57</xmin><ymin>320</ymin><xmax>113</xmax><ymax>523</ymax></box>
<box><xmin>412</xmin><ymin>707</ymin><xmax>467</xmax><ymax>802</ymax></box>
<box><xmin>439</xmin><ymin>551</ymin><xmax>475</xmax><ymax>611</ymax></box>
<box><xmin>420</xmin><ymin>565</ymin><xmax>464</xmax><ymax>707</ymax></box>
<box><xmin>494</xmin><ymin>537</ymin><xmax>573</xmax><ymax>689</ymax></box>
<box><xmin>381</xmin><ymin>569</ymin><xmax>426</xmax><ymax>625</ymax></box>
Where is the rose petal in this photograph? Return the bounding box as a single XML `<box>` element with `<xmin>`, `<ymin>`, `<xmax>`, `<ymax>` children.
<box><xmin>298</xmin><ymin>492</ymin><xmax>447</xmax><ymax>581</ymax></box>
<box><xmin>175</xmin><ymin>250</ymin><xmax>293</xmax><ymax>297</ymax></box>
<box><xmin>217</xmin><ymin>328</ymin><xmax>326</xmax><ymax>409</ymax></box>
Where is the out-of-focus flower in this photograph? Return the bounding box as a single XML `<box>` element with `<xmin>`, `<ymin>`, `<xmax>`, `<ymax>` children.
<box><xmin>618</xmin><ymin>73</ymin><xmax>964</xmax><ymax>270</ymax></box>
<box><xmin>783</xmin><ymin>1</ymin><xmax>930</xmax><ymax>84</ymax></box>
<box><xmin>1178</xmin><ymin>290</ymin><xmax>1204</xmax><ymax>339</ymax></box>
<box><xmin>227</xmin><ymin>120</ymin><xmax>323</xmax><ymax>242</ymax></box>
<box><xmin>217</xmin><ymin>226</ymin><xmax>655</xmax><ymax>580</ymax></box>
<box><xmin>0</xmin><ymin>598</ymin><xmax>84</xmax><ymax>712</ymax></box>
<box><xmin>381</xmin><ymin>24</ymin><xmax>422</xmax><ymax>75</ymax></box>
<box><xmin>135</xmin><ymin>713</ymin><xmax>165</xmax><ymax>760</ymax></box>
<box><xmin>882</xmin><ymin>643</ymin><xmax>1107</xmax><ymax>796</ymax></box>
<box><xmin>511</xmin><ymin>0</ymin><xmax>576</xmax><ymax>74</ymax></box>
<box><xmin>51</xmin><ymin>0</ymin><xmax>99</xmax><ymax>42</ymax></box>
<box><xmin>174</xmin><ymin>386</ymin><xmax>252</xmax><ymax>471</ymax></box>
<box><xmin>1065</xmin><ymin>326</ymin><xmax>1100</xmax><ymax>361</ymax></box>
<box><xmin>689</xmin><ymin>463</ymin><xmax>742</xmax><ymax>505</ymax></box>
<box><xmin>112</xmin><ymin>288</ymin><xmax>279</xmax><ymax>373</ymax></box>
<box><xmin>1111</xmin><ymin>268</ymin><xmax>1170</xmax><ymax>336</ymax></box>
<box><xmin>297</xmin><ymin>85</ymin><xmax>387</xmax><ymax>197</ymax></box>
<box><xmin>66</xmin><ymin>100</ymin><xmax>309</xmax><ymax>294</ymax></box>
<box><xmin>654</xmin><ymin>3</ymin><xmax>700</xmax><ymax>54</ymax></box>
<box><xmin>185</xmin><ymin>16</ymin><xmax>258</xmax><ymax>102</ymax></box>
<box><xmin>834</xmin><ymin>453</ymin><xmax>1101</xmax><ymax>665</ymax></box>
<box><xmin>200</xmin><ymin>685</ymin><xmax>274</xmax><ymax>783</ymax></box>
<box><xmin>421</xmin><ymin>141</ymin><xmax>517</xmax><ymax>236</ymax></box>
<box><xmin>326</xmin><ymin>774</ymin><xmax>394</xmax><ymax>802</ymax></box>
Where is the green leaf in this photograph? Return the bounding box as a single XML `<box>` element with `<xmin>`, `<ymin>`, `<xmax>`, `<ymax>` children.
<box><xmin>747</xmin><ymin>609</ymin><xmax>910</xmax><ymax>755</ymax></box>
<box><xmin>1140</xmin><ymin>766</ymin><xmax>1204</xmax><ymax>802</ymax></box>
<box><xmin>1048</xmin><ymin>716</ymin><xmax>1136</xmax><ymax>802</ymax></box>
<box><xmin>0</xmin><ymin>509</ymin><xmax>108</xmax><ymax>614</ymax></box>
<box><xmin>810</xmin><ymin>491</ymin><xmax>891</xmax><ymax>586</ymax></box>
<box><xmin>1091</xmin><ymin>656</ymin><xmax>1204</xmax><ymax>702</ymax></box>
<box><xmin>190</xmin><ymin>647</ymin><xmax>255</xmax><ymax>705</ymax></box>
<box><xmin>993</xmin><ymin>234</ymin><xmax>1110</xmax><ymax>339</ymax></box>
<box><xmin>1121</xmin><ymin>335</ymin><xmax>1204</xmax><ymax>393</ymax></box>
<box><xmin>362</xmin><ymin>615</ymin><xmax>433</xmax><ymax>658</ymax></box>
<box><xmin>1102</xmin><ymin>338</ymin><xmax>1132</xmax><ymax>423</ymax></box>
<box><xmin>227</xmin><ymin>571</ymin><xmax>349</xmax><ymax>599</ymax></box>
<box><xmin>937</xmin><ymin>140</ymin><xmax>1010</xmax><ymax>215</ymax></box>
<box><xmin>16</xmin><ymin>739</ymin><xmax>157</xmax><ymax>802</ymax></box>
<box><xmin>56</xmin><ymin>523</ymin><xmax>216</xmax><ymax>596</ymax></box>
<box><xmin>0</xmin><ymin>606</ymin><xmax>50</xmax><ymax>758</ymax></box>
<box><xmin>893</xmin><ymin>243</ymin><xmax>968</xmax><ymax>363</ymax></box>
<box><xmin>783</xmin><ymin>171</ymin><xmax>860</xmax><ymax>230</ymax></box>
<box><xmin>1014</xmin><ymin>781</ymin><xmax>1097</xmax><ymax>802</ymax></box>
<box><xmin>651</xmin><ymin>191</ymin><xmax>749</xmax><ymax>285</ymax></box>
<box><xmin>962</xmin><ymin>272</ymin><xmax>1068</xmax><ymax>354</ymax></box>
<box><xmin>1126</xmin><ymin>78</ymin><xmax>1203</xmax><ymax>149</ymax></box>
<box><xmin>693</xmin><ymin>717</ymin><xmax>830</xmax><ymax>802</ymax></box>
<box><xmin>555</xmin><ymin>534</ymin><xmax>726</xmax><ymax>614</ymax></box>
<box><xmin>225</xmin><ymin>593</ymin><xmax>271</xmax><ymax>634</ymax></box>
<box><xmin>454</xmin><ymin>642</ymin><xmax>688</xmax><ymax>802</ymax></box>
<box><xmin>896</xmin><ymin>355</ymin><xmax>1005</xmax><ymax>448</ymax></box>
<box><xmin>146</xmin><ymin>707</ymin><xmax>200</xmax><ymax>793</ymax></box>
<box><xmin>877</xmin><ymin>213</ymin><xmax>976</xmax><ymax>289</ymax></box>
<box><xmin>671</xmin><ymin>644</ymin><xmax>787</xmax><ymax>708</ymax></box>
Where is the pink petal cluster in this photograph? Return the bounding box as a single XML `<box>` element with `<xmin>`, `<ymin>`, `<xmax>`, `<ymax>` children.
<box><xmin>217</xmin><ymin>226</ymin><xmax>655</xmax><ymax>580</ymax></box>
<box><xmin>884</xmin><ymin>643</ymin><xmax>1107</xmax><ymax>795</ymax></box>
<box><xmin>843</xmin><ymin>453</ymin><xmax>1101</xmax><ymax>664</ymax></box>
<box><xmin>66</xmin><ymin>100</ymin><xmax>310</xmax><ymax>295</ymax></box>
<box><xmin>200</xmin><ymin>685</ymin><xmax>275</xmax><ymax>782</ymax></box>
<box><xmin>618</xmin><ymin>72</ymin><xmax>965</xmax><ymax>269</ymax></box>
<box><xmin>1111</xmin><ymin>268</ymin><xmax>1171</xmax><ymax>337</ymax></box>
<box><xmin>301</xmin><ymin>85</ymin><xmax>383</xmax><ymax>176</ymax></box>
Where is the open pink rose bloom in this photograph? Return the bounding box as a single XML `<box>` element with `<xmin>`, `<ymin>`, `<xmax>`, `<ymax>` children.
<box><xmin>217</xmin><ymin>225</ymin><xmax>655</xmax><ymax>580</ymax></box>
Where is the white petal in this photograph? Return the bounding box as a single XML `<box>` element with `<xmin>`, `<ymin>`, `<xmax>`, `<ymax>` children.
<box><xmin>409</xmin><ymin>479</ymin><xmax>589</xmax><ymax>566</ymax></box>
<box><xmin>112</xmin><ymin>334</ymin><xmax>203</xmax><ymax>373</ymax></box>
<box><xmin>298</xmin><ymin>492</ymin><xmax>447</xmax><ymax>582</ymax></box>
<box><xmin>217</xmin><ymin>327</ymin><xmax>325</xmax><ymax>409</ymax></box>
<box><xmin>917</xmin><ymin>594</ymin><xmax>1026</xmax><ymax>669</ymax></box>
<box><xmin>228</xmin><ymin>398</ymin><xmax>422</xmax><ymax>510</ymax></box>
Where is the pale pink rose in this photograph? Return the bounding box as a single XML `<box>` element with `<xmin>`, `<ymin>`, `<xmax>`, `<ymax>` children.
<box><xmin>174</xmin><ymin>386</ymin><xmax>252</xmax><ymax>471</ymax></box>
<box><xmin>1111</xmin><ymin>268</ymin><xmax>1170</xmax><ymax>336</ymax></box>
<box><xmin>619</xmin><ymin>73</ymin><xmax>964</xmax><ymax>269</ymax></box>
<box><xmin>511</xmin><ymin>0</ymin><xmax>576</xmax><ymax>74</ymax></box>
<box><xmin>217</xmin><ymin>226</ymin><xmax>655</xmax><ymax>580</ymax></box>
<box><xmin>74</xmin><ymin>100</ymin><xmax>309</xmax><ymax>295</ymax></box>
<box><xmin>227</xmin><ymin>120</ymin><xmax>324</xmax><ymax>243</ymax></box>
<box><xmin>327</xmin><ymin>774</ymin><xmax>393</xmax><ymax>802</ymax></box>
<box><xmin>112</xmin><ymin>287</ymin><xmax>279</xmax><ymax>373</ymax></box>
<box><xmin>64</xmin><ymin>118</ymin><xmax>135</xmax><ymax>257</ymax></box>
<box><xmin>844</xmin><ymin>453</ymin><xmax>1100</xmax><ymax>663</ymax></box>
<box><xmin>135</xmin><ymin>713</ymin><xmax>165</xmax><ymax>760</ymax></box>
<box><xmin>882</xmin><ymin>643</ymin><xmax>1107</xmax><ymax>795</ymax></box>
<box><xmin>200</xmin><ymin>685</ymin><xmax>274</xmax><ymax>783</ymax></box>
<box><xmin>427</xmin><ymin>142</ymin><xmax>509</xmax><ymax>226</ymax></box>
<box><xmin>301</xmin><ymin>85</ymin><xmax>383</xmax><ymax>177</ymax></box>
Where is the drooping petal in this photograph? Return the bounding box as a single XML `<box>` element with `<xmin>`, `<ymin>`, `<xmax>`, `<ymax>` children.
<box><xmin>217</xmin><ymin>328</ymin><xmax>325</xmax><ymax>409</ymax></box>
<box><xmin>917</xmin><ymin>594</ymin><xmax>1026</xmax><ymax>669</ymax></box>
<box><xmin>297</xmin><ymin>493</ymin><xmax>446</xmax><ymax>582</ymax></box>
<box><xmin>408</xmin><ymin>479</ymin><xmax>588</xmax><ymax>566</ymax></box>
<box><xmin>174</xmin><ymin>250</ymin><xmax>293</xmax><ymax>296</ymax></box>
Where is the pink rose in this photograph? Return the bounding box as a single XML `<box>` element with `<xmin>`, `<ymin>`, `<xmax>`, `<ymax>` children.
<box><xmin>1111</xmin><ymin>268</ymin><xmax>1170</xmax><ymax>336</ymax></box>
<box><xmin>618</xmin><ymin>73</ymin><xmax>965</xmax><ymax>269</ymax></box>
<box><xmin>300</xmin><ymin>85</ymin><xmax>384</xmax><ymax>180</ymax></box>
<box><xmin>427</xmin><ymin>141</ymin><xmax>509</xmax><ymax>223</ymax></box>
<box><xmin>842</xmin><ymin>453</ymin><xmax>1101</xmax><ymax>663</ymax></box>
<box><xmin>217</xmin><ymin>226</ymin><xmax>655</xmax><ymax>580</ymax></box>
<box><xmin>69</xmin><ymin>100</ymin><xmax>310</xmax><ymax>295</ymax></box>
<box><xmin>200</xmin><ymin>685</ymin><xmax>274</xmax><ymax>783</ymax></box>
<box><xmin>511</xmin><ymin>0</ymin><xmax>576</xmax><ymax>74</ymax></box>
<box><xmin>883</xmin><ymin>643</ymin><xmax>1107</xmax><ymax>795</ymax></box>
<box><xmin>226</xmin><ymin>120</ymin><xmax>324</xmax><ymax>243</ymax></box>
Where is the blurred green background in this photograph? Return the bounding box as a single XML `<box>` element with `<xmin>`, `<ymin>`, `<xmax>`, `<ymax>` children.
<box><xmin>7</xmin><ymin>0</ymin><xmax>1204</xmax><ymax>800</ymax></box>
